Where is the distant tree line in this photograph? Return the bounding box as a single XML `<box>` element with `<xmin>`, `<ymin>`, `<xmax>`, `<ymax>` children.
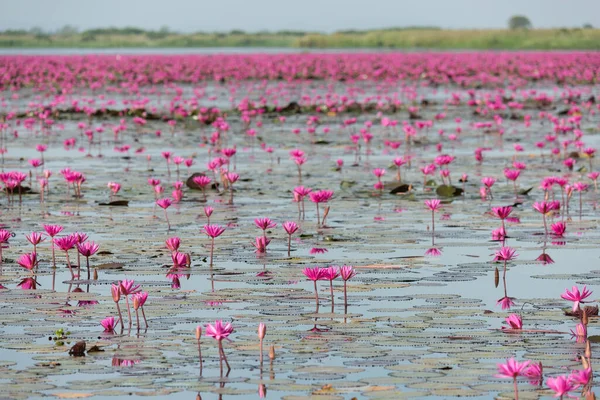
<box><xmin>0</xmin><ymin>21</ymin><xmax>596</xmax><ymax>37</ymax></box>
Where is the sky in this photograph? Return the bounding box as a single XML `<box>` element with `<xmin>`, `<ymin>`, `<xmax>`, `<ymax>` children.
<box><xmin>1</xmin><ymin>0</ymin><xmax>599</xmax><ymax>33</ymax></box>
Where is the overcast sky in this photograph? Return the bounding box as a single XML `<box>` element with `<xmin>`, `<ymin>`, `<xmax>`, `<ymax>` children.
<box><xmin>2</xmin><ymin>0</ymin><xmax>599</xmax><ymax>32</ymax></box>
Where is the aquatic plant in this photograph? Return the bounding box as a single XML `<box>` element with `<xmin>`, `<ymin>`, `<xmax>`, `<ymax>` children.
<box><xmin>495</xmin><ymin>358</ymin><xmax>531</xmax><ymax>400</ymax></box>
<box><xmin>156</xmin><ymin>198</ymin><xmax>173</xmax><ymax>230</ymax></box>
<box><xmin>205</xmin><ymin>320</ymin><xmax>234</xmax><ymax>372</ymax></box>
<box><xmin>203</xmin><ymin>224</ymin><xmax>225</xmax><ymax>267</ymax></box>
<box><xmin>282</xmin><ymin>221</ymin><xmax>299</xmax><ymax>257</ymax></box>
<box><xmin>76</xmin><ymin>240</ymin><xmax>99</xmax><ymax>280</ymax></box>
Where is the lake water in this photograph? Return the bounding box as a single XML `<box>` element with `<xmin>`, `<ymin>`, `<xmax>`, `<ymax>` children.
<box><xmin>0</xmin><ymin>51</ymin><xmax>598</xmax><ymax>399</ymax></box>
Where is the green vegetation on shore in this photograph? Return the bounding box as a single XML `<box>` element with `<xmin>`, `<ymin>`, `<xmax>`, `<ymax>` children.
<box><xmin>1</xmin><ymin>26</ymin><xmax>599</xmax><ymax>50</ymax></box>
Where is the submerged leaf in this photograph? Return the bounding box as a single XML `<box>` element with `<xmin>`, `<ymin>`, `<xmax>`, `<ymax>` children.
<box><xmin>436</xmin><ymin>185</ymin><xmax>463</xmax><ymax>197</ymax></box>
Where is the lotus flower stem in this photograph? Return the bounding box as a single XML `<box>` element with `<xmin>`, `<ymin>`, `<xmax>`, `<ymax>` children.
<box><xmin>125</xmin><ymin>296</ymin><xmax>132</xmax><ymax>329</ymax></box>
<box><xmin>219</xmin><ymin>340</ymin><xmax>230</xmax><ymax>372</ymax></box>
<box><xmin>51</xmin><ymin>238</ymin><xmax>56</xmax><ymax>267</ymax></box>
<box><xmin>209</xmin><ymin>237</ymin><xmax>215</xmax><ymax>267</ymax></box>
<box><xmin>315</xmin><ymin>203</ymin><xmax>320</xmax><ymax>227</ymax></box>
<box><xmin>115</xmin><ymin>302</ymin><xmax>124</xmax><ymax>330</ymax></box>
<box><xmin>329</xmin><ymin>280</ymin><xmax>335</xmax><ymax>307</ymax></box>
<box><xmin>64</xmin><ymin>251</ymin><xmax>75</xmax><ymax>279</ymax></box>
<box><xmin>163</xmin><ymin>209</ymin><xmax>170</xmax><ymax>230</ymax></box>
<box><xmin>259</xmin><ymin>338</ymin><xmax>264</xmax><ymax>365</ymax></box>
<box><xmin>542</xmin><ymin>214</ymin><xmax>548</xmax><ymax>237</ymax></box>
<box><xmin>197</xmin><ymin>339</ymin><xmax>203</xmax><ymax>375</ymax></box>
<box><xmin>85</xmin><ymin>256</ymin><xmax>90</xmax><ymax>280</ymax></box>
<box><xmin>141</xmin><ymin>307</ymin><xmax>148</xmax><ymax>329</ymax></box>
<box><xmin>135</xmin><ymin>308</ymin><xmax>141</xmax><ymax>332</ymax></box>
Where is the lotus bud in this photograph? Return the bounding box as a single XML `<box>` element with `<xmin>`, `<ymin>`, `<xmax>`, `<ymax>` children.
<box><xmin>269</xmin><ymin>345</ymin><xmax>275</xmax><ymax>360</ymax></box>
<box><xmin>259</xmin><ymin>384</ymin><xmax>267</xmax><ymax>398</ymax></box>
<box><xmin>585</xmin><ymin>391</ymin><xmax>596</xmax><ymax>400</ymax></box>
<box><xmin>585</xmin><ymin>340</ymin><xmax>592</xmax><ymax>359</ymax></box>
<box><xmin>494</xmin><ymin>267</ymin><xmax>499</xmax><ymax>288</ymax></box>
<box><xmin>258</xmin><ymin>322</ymin><xmax>266</xmax><ymax>340</ymax></box>
<box><xmin>195</xmin><ymin>325</ymin><xmax>202</xmax><ymax>340</ymax></box>
<box><xmin>110</xmin><ymin>284</ymin><xmax>120</xmax><ymax>302</ymax></box>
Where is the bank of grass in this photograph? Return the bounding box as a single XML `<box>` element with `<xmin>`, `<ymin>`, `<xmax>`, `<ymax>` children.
<box><xmin>296</xmin><ymin>28</ymin><xmax>600</xmax><ymax>50</ymax></box>
<box><xmin>1</xmin><ymin>28</ymin><xmax>599</xmax><ymax>50</ymax></box>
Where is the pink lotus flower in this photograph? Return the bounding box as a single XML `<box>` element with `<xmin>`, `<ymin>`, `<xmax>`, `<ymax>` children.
<box><xmin>561</xmin><ymin>285</ymin><xmax>592</xmax><ymax>312</ymax></box>
<box><xmin>482</xmin><ymin>177</ymin><xmax>496</xmax><ymax>188</ymax></box>
<box><xmin>205</xmin><ymin>320</ymin><xmax>233</xmax><ymax>341</ymax></box>
<box><xmin>193</xmin><ymin>175</ymin><xmax>211</xmax><ymax>187</ymax></box>
<box><xmin>495</xmin><ymin>358</ymin><xmax>530</xmax><ymax>379</ymax></box>
<box><xmin>568</xmin><ymin>367</ymin><xmax>592</xmax><ymax>387</ymax></box>
<box><xmin>26</xmin><ymin>232</ymin><xmax>45</xmax><ymax>247</ymax></box>
<box><xmin>494</xmin><ymin>246</ymin><xmax>518</xmax><ymax>262</ymax></box>
<box><xmin>303</xmin><ymin>267</ymin><xmax>327</xmax><ymax>281</ymax></box>
<box><xmin>546</xmin><ymin>375</ymin><xmax>576</xmax><ymax>398</ymax></box>
<box><xmin>252</xmin><ymin>236</ymin><xmax>270</xmax><ymax>253</ymax></box>
<box><xmin>55</xmin><ymin>235</ymin><xmax>77</xmax><ymax>251</ymax></box>
<box><xmin>0</xmin><ymin>229</ymin><xmax>11</xmax><ymax>244</ymax></box>
<box><xmin>492</xmin><ymin>227</ymin><xmax>506</xmax><ymax>241</ymax></box>
<box><xmin>424</xmin><ymin>199</ymin><xmax>442</xmax><ymax>211</ymax></box>
<box><xmin>570</xmin><ymin>323</ymin><xmax>587</xmax><ymax>343</ymax></box>
<box><xmin>322</xmin><ymin>266</ymin><xmax>340</xmax><ymax>281</ymax></box>
<box><xmin>524</xmin><ymin>362</ymin><xmax>543</xmax><ymax>385</ymax></box>
<box><xmin>309</xmin><ymin>190</ymin><xmax>333</xmax><ymax>227</ymax></box>
<box><xmin>204</xmin><ymin>224</ymin><xmax>225</xmax><ymax>238</ymax></box>
<box><xmin>43</xmin><ymin>224</ymin><xmax>64</xmax><ymax>237</ymax></box>
<box><xmin>425</xmin><ymin>247</ymin><xmax>442</xmax><ymax>257</ymax></box>
<box><xmin>77</xmin><ymin>241</ymin><xmax>99</xmax><ymax>257</ymax></box>
<box><xmin>0</xmin><ymin>229</ymin><xmax>10</xmax><ymax>262</ymax></box>
<box><xmin>309</xmin><ymin>190</ymin><xmax>333</xmax><ymax>204</ymax></box>
<box><xmin>310</xmin><ymin>247</ymin><xmax>328</xmax><ymax>254</ymax></box>
<box><xmin>502</xmin><ymin>314</ymin><xmax>522</xmax><ymax>330</ymax></box>
<box><xmin>156</xmin><ymin>198</ymin><xmax>172</xmax><ymax>209</ymax></box>
<box><xmin>119</xmin><ymin>279</ymin><xmax>141</xmax><ymax>296</ymax></box>
<box><xmin>101</xmin><ymin>316</ymin><xmax>118</xmax><ymax>333</ymax></box>
<box><xmin>532</xmin><ymin>201</ymin><xmax>558</xmax><ymax>214</ymax></box>
<box><xmin>536</xmin><ymin>252</ymin><xmax>555</xmax><ymax>265</ymax></box>
<box><xmin>294</xmin><ymin>186</ymin><xmax>312</xmax><ymax>198</ymax></box>
<box><xmin>17</xmin><ymin>277</ymin><xmax>38</xmax><ymax>290</ymax></box>
<box><xmin>226</xmin><ymin>172</ymin><xmax>239</xmax><ymax>184</ymax></box>
<box><xmin>497</xmin><ymin>296</ymin><xmax>515</xmax><ymax>310</ymax></box>
<box><xmin>503</xmin><ymin>169</ymin><xmax>520</xmax><ymax>181</ymax></box>
<box><xmin>339</xmin><ymin>265</ymin><xmax>356</xmax><ymax>281</ymax></box>
<box><xmin>165</xmin><ymin>237</ymin><xmax>180</xmax><ymax>252</ymax></box>
<box><xmin>73</xmin><ymin>232</ymin><xmax>88</xmax><ymax>244</ymax></box>
<box><xmin>551</xmin><ymin>222</ymin><xmax>566</xmax><ymax>237</ymax></box>
<box><xmin>282</xmin><ymin>221</ymin><xmax>299</xmax><ymax>235</ymax></box>
<box><xmin>17</xmin><ymin>252</ymin><xmax>37</xmax><ymax>271</ymax></box>
<box><xmin>172</xmin><ymin>251</ymin><xmax>187</xmax><ymax>267</ymax></box>
<box><xmin>491</xmin><ymin>206</ymin><xmax>512</xmax><ymax>220</ymax></box>
<box><xmin>107</xmin><ymin>181</ymin><xmax>121</xmax><ymax>195</ymax></box>
<box><xmin>133</xmin><ymin>292</ymin><xmax>148</xmax><ymax>308</ymax></box>
<box><xmin>373</xmin><ymin>168</ymin><xmax>386</xmax><ymax>178</ymax></box>
<box><xmin>255</xmin><ymin>218</ymin><xmax>276</xmax><ymax>231</ymax></box>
